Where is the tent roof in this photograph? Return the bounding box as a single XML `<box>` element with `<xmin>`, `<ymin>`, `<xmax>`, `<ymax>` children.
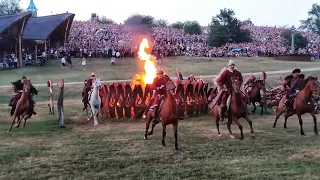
<box><xmin>22</xmin><ymin>13</ymin><xmax>75</xmax><ymax>40</ymax></box>
<box><xmin>0</xmin><ymin>12</ymin><xmax>32</xmax><ymax>35</ymax></box>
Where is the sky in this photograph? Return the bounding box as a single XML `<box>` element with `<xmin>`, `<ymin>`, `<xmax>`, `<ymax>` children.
<box><xmin>20</xmin><ymin>0</ymin><xmax>319</xmax><ymax>27</ymax></box>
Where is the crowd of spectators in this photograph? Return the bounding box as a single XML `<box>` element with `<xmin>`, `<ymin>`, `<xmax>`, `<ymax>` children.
<box><xmin>59</xmin><ymin>21</ymin><xmax>320</xmax><ymax>59</ymax></box>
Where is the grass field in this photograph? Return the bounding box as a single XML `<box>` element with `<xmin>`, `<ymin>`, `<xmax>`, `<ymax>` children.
<box><xmin>1</xmin><ymin>57</ymin><xmax>320</xmax><ymax>179</ymax></box>
<box><xmin>1</xmin><ymin>56</ymin><xmax>320</xmax><ymax>86</ymax></box>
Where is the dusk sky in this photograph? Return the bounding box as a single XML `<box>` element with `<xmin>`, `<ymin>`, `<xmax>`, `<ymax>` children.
<box><xmin>20</xmin><ymin>0</ymin><xmax>318</xmax><ymax>27</ymax></box>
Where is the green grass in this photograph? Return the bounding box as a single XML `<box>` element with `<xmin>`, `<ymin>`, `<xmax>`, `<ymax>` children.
<box><xmin>1</xmin><ymin>108</ymin><xmax>320</xmax><ymax>179</ymax></box>
<box><xmin>1</xmin><ymin>56</ymin><xmax>320</xmax><ymax>86</ymax></box>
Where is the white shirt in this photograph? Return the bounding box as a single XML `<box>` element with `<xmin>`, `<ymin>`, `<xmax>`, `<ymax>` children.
<box><xmin>116</xmin><ymin>52</ymin><xmax>120</xmax><ymax>57</ymax></box>
<box><xmin>61</xmin><ymin>57</ymin><xmax>66</xmax><ymax>64</ymax></box>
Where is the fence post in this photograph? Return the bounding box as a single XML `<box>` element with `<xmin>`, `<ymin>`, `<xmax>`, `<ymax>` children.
<box><xmin>57</xmin><ymin>79</ymin><xmax>65</xmax><ymax>128</ymax></box>
<box><xmin>262</xmin><ymin>71</ymin><xmax>268</xmax><ymax>114</ymax></box>
<box><xmin>47</xmin><ymin>80</ymin><xmax>54</xmax><ymax>114</ymax></box>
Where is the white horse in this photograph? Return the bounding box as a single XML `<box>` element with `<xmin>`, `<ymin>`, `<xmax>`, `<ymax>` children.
<box><xmin>86</xmin><ymin>78</ymin><xmax>102</xmax><ymax>125</ymax></box>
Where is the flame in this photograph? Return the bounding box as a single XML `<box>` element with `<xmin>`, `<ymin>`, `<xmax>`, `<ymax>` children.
<box><xmin>138</xmin><ymin>38</ymin><xmax>157</xmax><ymax>85</ymax></box>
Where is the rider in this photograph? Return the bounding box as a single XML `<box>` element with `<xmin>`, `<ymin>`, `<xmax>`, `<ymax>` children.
<box><xmin>282</xmin><ymin>67</ymin><xmax>304</xmax><ymax>109</ymax></box>
<box><xmin>243</xmin><ymin>74</ymin><xmax>256</xmax><ymax>104</ymax></box>
<box><xmin>215</xmin><ymin>60</ymin><xmax>243</xmax><ymax>121</ymax></box>
<box><xmin>9</xmin><ymin>76</ymin><xmax>37</xmax><ymax>116</ymax></box>
<box><xmin>142</xmin><ymin>69</ymin><xmax>166</xmax><ymax>121</ymax></box>
<box><xmin>82</xmin><ymin>72</ymin><xmax>96</xmax><ymax>104</ymax></box>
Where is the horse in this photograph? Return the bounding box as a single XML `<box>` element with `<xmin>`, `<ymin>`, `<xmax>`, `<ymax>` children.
<box><xmin>85</xmin><ymin>78</ymin><xmax>102</xmax><ymax>125</ymax></box>
<box><xmin>8</xmin><ymin>79</ymin><xmax>32</xmax><ymax>132</ymax></box>
<box><xmin>245</xmin><ymin>79</ymin><xmax>264</xmax><ymax>115</ymax></box>
<box><xmin>209</xmin><ymin>78</ymin><xmax>254</xmax><ymax>139</ymax></box>
<box><xmin>138</xmin><ymin>79</ymin><xmax>182</xmax><ymax>150</ymax></box>
<box><xmin>273</xmin><ymin>76</ymin><xmax>319</xmax><ymax>135</ymax></box>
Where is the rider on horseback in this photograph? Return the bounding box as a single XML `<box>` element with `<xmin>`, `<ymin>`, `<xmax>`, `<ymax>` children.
<box><xmin>282</xmin><ymin>67</ymin><xmax>305</xmax><ymax>110</ymax></box>
<box><xmin>9</xmin><ymin>76</ymin><xmax>37</xmax><ymax>116</ymax></box>
<box><xmin>244</xmin><ymin>74</ymin><xmax>256</xmax><ymax>104</ymax></box>
<box><xmin>82</xmin><ymin>73</ymin><xmax>96</xmax><ymax>104</ymax></box>
<box><xmin>142</xmin><ymin>69</ymin><xmax>166</xmax><ymax>121</ymax></box>
<box><xmin>215</xmin><ymin>60</ymin><xmax>243</xmax><ymax>121</ymax></box>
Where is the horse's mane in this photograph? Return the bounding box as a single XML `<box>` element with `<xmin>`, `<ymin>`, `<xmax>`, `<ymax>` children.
<box><xmin>305</xmin><ymin>75</ymin><xmax>317</xmax><ymax>84</ymax></box>
<box><xmin>284</xmin><ymin>75</ymin><xmax>293</xmax><ymax>81</ymax></box>
<box><xmin>299</xmin><ymin>74</ymin><xmax>305</xmax><ymax>79</ymax></box>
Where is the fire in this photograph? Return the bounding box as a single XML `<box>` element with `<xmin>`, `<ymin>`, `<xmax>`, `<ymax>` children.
<box><xmin>138</xmin><ymin>38</ymin><xmax>157</xmax><ymax>85</ymax></box>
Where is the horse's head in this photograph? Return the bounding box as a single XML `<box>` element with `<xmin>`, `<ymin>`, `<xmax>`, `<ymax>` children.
<box><xmin>232</xmin><ymin>78</ymin><xmax>241</xmax><ymax>93</ymax></box>
<box><xmin>254</xmin><ymin>79</ymin><xmax>264</xmax><ymax>89</ymax></box>
<box><xmin>23</xmin><ymin>79</ymin><xmax>31</xmax><ymax>92</ymax></box>
<box><xmin>93</xmin><ymin>78</ymin><xmax>102</xmax><ymax>89</ymax></box>
<box><xmin>305</xmin><ymin>76</ymin><xmax>319</xmax><ymax>93</ymax></box>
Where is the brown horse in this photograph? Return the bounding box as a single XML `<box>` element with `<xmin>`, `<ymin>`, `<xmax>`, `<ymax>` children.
<box><xmin>210</xmin><ymin>79</ymin><xmax>254</xmax><ymax>139</ymax></box>
<box><xmin>245</xmin><ymin>79</ymin><xmax>264</xmax><ymax>115</ymax></box>
<box><xmin>273</xmin><ymin>76</ymin><xmax>319</xmax><ymax>135</ymax></box>
<box><xmin>140</xmin><ymin>80</ymin><xmax>182</xmax><ymax>150</ymax></box>
<box><xmin>8</xmin><ymin>79</ymin><xmax>32</xmax><ymax>132</ymax></box>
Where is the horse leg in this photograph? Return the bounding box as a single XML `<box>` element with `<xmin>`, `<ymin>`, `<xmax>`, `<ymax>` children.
<box><xmin>23</xmin><ymin>114</ymin><xmax>32</xmax><ymax>128</ymax></box>
<box><xmin>252</xmin><ymin>102</ymin><xmax>256</xmax><ymax>114</ymax></box>
<box><xmin>273</xmin><ymin>107</ymin><xmax>284</xmax><ymax>128</ymax></box>
<box><xmin>297</xmin><ymin>113</ymin><xmax>305</xmax><ymax>136</ymax></box>
<box><xmin>144</xmin><ymin>115</ymin><xmax>152</xmax><ymax>140</ymax></box>
<box><xmin>284</xmin><ymin>110</ymin><xmax>295</xmax><ymax>129</ymax></box>
<box><xmin>260</xmin><ymin>101</ymin><xmax>264</xmax><ymax>115</ymax></box>
<box><xmin>215</xmin><ymin>115</ymin><xmax>221</xmax><ymax>137</ymax></box>
<box><xmin>232</xmin><ymin>117</ymin><xmax>244</xmax><ymax>140</ymax></box>
<box><xmin>93</xmin><ymin>108</ymin><xmax>99</xmax><ymax>126</ymax></box>
<box><xmin>244</xmin><ymin>114</ymin><xmax>255</xmax><ymax>137</ymax></box>
<box><xmin>227</xmin><ymin>116</ymin><xmax>235</xmax><ymax>139</ymax></box>
<box><xmin>15</xmin><ymin>116</ymin><xmax>21</xmax><ymax>128</ymax></box>
<box><xmin>8</xmin><ymin>115</ymin><xmax>18</xmax><ymax>132</ymax></box>
<box><xmin>310</xmin><ymin>112</ymin><xmax>318</xmax><ymax>135</ymax></box>
<box><xmin>173</xmin><ymin>122</ymin><xmax>178</xmax><ymax>150</ymax></box>
<box><xmin>148</xmin><ymin>118</ymin><xmax>159</xmax><ymax>135</ymax></box>
<box><xmin>162</xmin><ymin>124</ymin><xmax>167</xmax><ymax>147</ymax></box>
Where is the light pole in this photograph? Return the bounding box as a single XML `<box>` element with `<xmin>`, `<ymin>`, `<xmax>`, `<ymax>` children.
<box><xmin>291</xmin><ymin>25</ymin><xmax>296</xmax><ymax>54</ymax></box>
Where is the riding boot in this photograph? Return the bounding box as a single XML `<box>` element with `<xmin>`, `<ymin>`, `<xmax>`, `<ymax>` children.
<box><xmin>153</xmin><ymin>105</ymin><xmax>160</xmax><ymax>122</ymax></box>
<box><xmin>219</xmin><ymin>106</ymin><xmax>227</xmax><ymax>122</ymax></box>
<box><xmin>30</xmin><ymin>98</ymin><xmax>36</xmax><ymax>115</ymax></box>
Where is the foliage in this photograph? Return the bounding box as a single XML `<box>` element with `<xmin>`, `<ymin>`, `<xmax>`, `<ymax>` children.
<box><xmin>153</xmin><ymin>19</ymin><xmax>168</xmax><ymax>27</ymax></box>
<box><xmin>208</xmin><ymin>8</ymin><xmax>252</xmax><ymax>47</ymax></box>
<box><xmin>300</xmin><ymin>3</ymin><xmax>320</xmax><ymax>35</ymax></box>
<box><xmin>97</xmin><ymin>16</ymin><xmax>115</xmax><ymax>24</ymax></box>
<box><xmin>281</xmin><ymin>29</ymin><xmax>309</xmax><ymax>50</ymax></box>
<box><xmin>171</xmin><ymin>21</ymin><xmax>184</xmax><ymax>29</ymax></box>
<box><xmin>0</xmin><ymin>0</ymin><xmax>23</xmax><ymax>16</ymax></box>
<box><xmin>124</xmin><ymin>14</ymin><xmax>155</xmax><ymax>27</ymax></box>
<box><xmin>183</xmin><ymin>20</ymin><xmax>201</xmax><ymax>35</ymax></box>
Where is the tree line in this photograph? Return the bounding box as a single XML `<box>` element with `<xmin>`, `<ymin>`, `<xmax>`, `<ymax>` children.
<box><xmin>1</xmin><ymin>0</ymin><xmax>320</xmax><ymax>50</ymax></box>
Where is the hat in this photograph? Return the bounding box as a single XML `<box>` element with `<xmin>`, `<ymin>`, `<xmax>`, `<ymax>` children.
<box><xmin>249</xmin><ymin>74</ymin><xmax>255</xmax><ymax>78</ymax></box>
<box><xmin>292</xmin><ymin>67</ymin><xmax>301</xmax><ymax>74</ymax></box>
<box><xmin>228</xmin><ymin>60</ymin><xmax>235</xmax><ymax>66</ymax></box>
<box><xmin>156</xmin><ymin>69</ymin><xmax>164</xmax><ymax>75</ymax></box>
<box><xmin>90</xmin><ymin>72</ymin><xmax>96</xmax><ymax>76</ymax></box>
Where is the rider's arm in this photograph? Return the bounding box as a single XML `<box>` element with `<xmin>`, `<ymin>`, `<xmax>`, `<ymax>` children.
<box><xmin>216</xmin><ymin>70</ymin><xmax>226</xmax><ymax>92</ymax></box>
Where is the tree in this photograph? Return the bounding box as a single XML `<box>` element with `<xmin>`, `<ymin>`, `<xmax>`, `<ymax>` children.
<box><xmin>207</xmin><ymin>8</ymin><xmax>251</xmax><ymax>47</ymax></box>
<box><xmin>153</xmin><ymin>19</ymin><xmax>168</xmax><ymax>27</ymax></box>
<box><xmin>171</xmin><ymin>21</ymin><xmax>184</xmax><ymax>29</ymax></box>
<box><xmin>300</xmin><ymin>3</ymin><xmax>320</xmax><ymax>35</ymax></box>
<box><xmin>97</xmin><ymin>16</ymin><xmax>115</xmax><ymax>24</ymax></box>
<box><xmin>0</xmin><ymin>0</ymin><xmax>23</xmax><ymax>16</ymax></box>
<box><xmin>124</xmin><ymin>14</ymin><xmax>155</xmax><ymax>27</ymax></box>
<box><xmin>281</xmin><ymin>29</ymin><xmax>309</xmax><ymax>50</ymax></box>
<box><xmin>183</xmin><ymin>21</ymin><xmax>201</xmax><ymax>35</ymax></box>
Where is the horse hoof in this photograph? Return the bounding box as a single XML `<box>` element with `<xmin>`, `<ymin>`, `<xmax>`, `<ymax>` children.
<box><xmin>301</xmin><ymin>133</ymin><xmax>306</xmax><ymax>136</ymax></box>
<box><xmin>94</xmin><ymin>123</ymin><xmax>99</xmax><ymax>126</ymax></box>
<box><xmin>218</xmin><ymin>134</ymin><xmax>222</xmax><ymax>137</ymax></box>
<box><xmin>230</xmin><ymin>135</ymin><xmax>235</xmax><ymax>139</ymax></box>
<box><xmin>6</xmin><ymin>130</ymin><xmax>10</xmax><ymax>133</ymax></box>
<box><xmin>284</xmin><ymin>126</ymin><xmax>287</xmax><ymax>129</ymax></box>
<box><xmin>251</xmin><ymin>134</ymin><xmax>255</xmax><ymax>138</ymax></box>
<box><xmin>144</xmin><ymin>137</ymin><xmax>147</xmax><ymax>140</ymax></box>
<box><xmin>87</xmin><ymin>118</ymin><xmax>90</xmax><ymax>121</ymax></box>
<box><xmin>175</xmin><ymin>147</ymin><xmax>179</xmax><ymax>150</ymax></box>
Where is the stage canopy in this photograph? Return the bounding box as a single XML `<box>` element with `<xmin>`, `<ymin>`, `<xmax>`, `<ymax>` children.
<box><xmin>0</xmin><ymin>12</ymin><xmax>32</xmax><ymax>37</ymax></box>
<box><xmin>22</xmin><ymin>13</ymin><xmax>75</xmax><ymax>42</ymax></box>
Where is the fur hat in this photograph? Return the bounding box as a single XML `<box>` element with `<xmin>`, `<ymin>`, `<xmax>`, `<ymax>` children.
<box><xmin>228</xmin><ymin>60</ymin><xmax>235</xmax><ymax>66</ymax></box>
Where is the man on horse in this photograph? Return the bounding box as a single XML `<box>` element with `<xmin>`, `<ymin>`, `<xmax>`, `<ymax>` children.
<box><xmin>9</xmin><ymin>76</ymin><xmax>38</xmax><ymax>116</ymax></box>
<box><xmin>142</xmin><ymin>69</ymin><xmax>167</xmax><ymax>121</ymax></box>
<box><xmin>282</xmin><ymin>67</ymin><xmax>305</xmax><ymax>110</ymax></box>
<box><xmin>82</xmin><ymin>73</ymin><xmax>96</xmax><ymax>106</ymax></box>
<box><xmin>215</xmin><ymin>60</ymin><xmax>243</xmax><ymax>121</ymax></box>
<box><xmin>244</xmin><ymin>74</ymin><xmax>256</xmax><ymax>104</ymax></box>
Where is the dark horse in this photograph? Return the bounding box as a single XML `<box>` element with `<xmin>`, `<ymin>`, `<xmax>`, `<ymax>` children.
<box><xmin>245</xmin><ymin>79</ymin><xmax>264</xmax><ymax>115</ymax></box>
<box><xmin>273</xmin><ymin>76</ymin><xmax>319</xmax><ymax>135</ymax></box>
<box><xmin>137</xmin><ymin>79</ymin><xmax>182</xmax><ymax>150</ymax></box>
<box><xmin>10</xmin><ymin>77</ymin><xmax>38</xmax><ymax>116</ymax></box>
<box><xmin>209</xmin><ymin>78</ymin><xmax>254</xmax><ymax>139</ymax></box>
<box><xmin>8</xmin><ymin>79</ymin><xmax>32</xmax><ymax>132</ymax></box>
